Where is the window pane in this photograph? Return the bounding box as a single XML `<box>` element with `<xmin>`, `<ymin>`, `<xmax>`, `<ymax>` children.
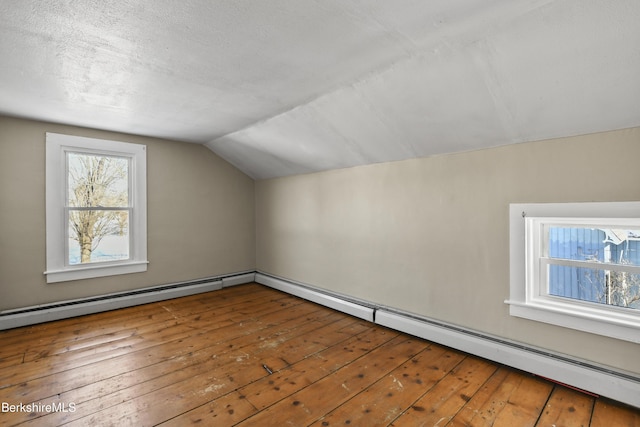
<box><xmin>549</xmin><ymin>265</ymin><xmax>640</xmax><ymax>310</ymax></box>
<box><xmin>67</xmin><ymin>152</ymin><xmax>129</xmax><ymax>208</ymax></box>
<box><xmin>68</xmin><ymin>210</ymin><xmax>129</xmax><ymax>264</ymax></box>
<box><xmin>548</xmin><ymin>227</ymin><xmax>605</xmax><ymax>261</ymax></box>
<box><xmin>548</xmin><ymin>227</ymin><xmax>640</xmax><ymax>266</ymax></box>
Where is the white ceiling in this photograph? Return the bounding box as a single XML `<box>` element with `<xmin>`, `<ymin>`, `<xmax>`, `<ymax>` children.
<box><xmin>1</xmin><ymin>1</ymin><xmax>638</xmax><ymax>179</ymax></box>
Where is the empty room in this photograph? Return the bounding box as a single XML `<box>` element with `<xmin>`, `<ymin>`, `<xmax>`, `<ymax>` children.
<box><xmin>1</xmin><ymin>1</ymin><xmax>639</xmax><ymax>426</ymax></box>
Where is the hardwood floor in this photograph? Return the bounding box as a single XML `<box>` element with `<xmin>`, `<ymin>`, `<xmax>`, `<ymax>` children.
<box><xmin>0</xmin><ymin>283</ymin><xmax>638</xmax><ymax>426</ymax></box>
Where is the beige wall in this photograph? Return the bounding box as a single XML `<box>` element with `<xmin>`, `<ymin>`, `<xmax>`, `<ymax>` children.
<box><xmin>2</xmin><ymin>113</ymin><xmax>639</xmax><ymax>374</ymax></box>
<box><xmin>256</xmin><ymin>127</ymin><xmax>640</xmax><ymax>374</ymax></box>
<box><xmin>0</xmin><ymin>116</ymin><xmax>255</xmax><ymax>310</ymax></box>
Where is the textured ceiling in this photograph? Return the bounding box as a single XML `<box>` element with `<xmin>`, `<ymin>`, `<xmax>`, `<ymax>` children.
<box><xmin>1</xmin><ymin>1</ymin><xmax>639</xmax><ymax>179</ymax></box>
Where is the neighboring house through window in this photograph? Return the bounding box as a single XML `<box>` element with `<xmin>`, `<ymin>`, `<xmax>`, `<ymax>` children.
<box><xmin>45</xmin><ymin>133</ymin><xmax>147</xmax><ymax>283</ymax></box>
<box><xmin>508</xmin><ymin>202</ymin><xmax>640</xmax><ymax>343</ymax></box>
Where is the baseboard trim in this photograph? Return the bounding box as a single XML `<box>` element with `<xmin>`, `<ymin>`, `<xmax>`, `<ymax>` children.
<box><xmin>254</xmin><ymin>272</ymin><xmax>640</xmax><ymax>409</ymax></box>
<box><xmin>0</xmin><ymin>271</ymin><xmax>255</xmax><ymax>330</ymax></box>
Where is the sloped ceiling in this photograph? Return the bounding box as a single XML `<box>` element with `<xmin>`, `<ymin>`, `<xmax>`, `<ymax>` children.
<box><xmin>1</xmin><ymin>1</ymin><xmax>638</xmax><ymax>179</ymax></box>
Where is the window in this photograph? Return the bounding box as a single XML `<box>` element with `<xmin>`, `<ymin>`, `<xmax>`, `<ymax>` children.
<box><xmin>508</xmin><ymin>202</ymin><xmax>640</xmax><ymax>342</ymax></box>
<box><xmin>45</xmin><ymin>133</ymin><xmax>147</xmax><ymax>283</ymax></box>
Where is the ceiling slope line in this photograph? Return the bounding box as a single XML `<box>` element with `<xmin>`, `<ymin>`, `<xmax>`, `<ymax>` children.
<box><xmin>205</xmin><ymin>0</ymin><xmax>558</xmax><ymax>149</ymax></box>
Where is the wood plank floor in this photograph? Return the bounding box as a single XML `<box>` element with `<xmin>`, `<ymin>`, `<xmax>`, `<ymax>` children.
<box><xmin>0</xmin><ymin>283</ymin><xmax>638</xmax><ymax>426</ymax></box>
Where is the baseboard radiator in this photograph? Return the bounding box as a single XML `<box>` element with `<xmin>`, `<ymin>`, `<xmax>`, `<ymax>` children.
<box><xmin>255</xmin><ymin>272</ymin><xmax>640</xmax><ymax>409</ymax></box>
<box><xmin>0</xmin><ymin>271</ymin><xmax>255</xmax><ymax>331</ymax></box>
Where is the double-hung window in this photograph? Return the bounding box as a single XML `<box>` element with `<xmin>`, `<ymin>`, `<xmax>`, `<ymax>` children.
<box><xmin>508</xmin><ymin>202</ymin><xmax>640</xmax><ymax>342</ymax></box>
<box><xmin>45</xmin><ymin>133</ymin><xmax>147</xmax><ymax>283</ymax></box>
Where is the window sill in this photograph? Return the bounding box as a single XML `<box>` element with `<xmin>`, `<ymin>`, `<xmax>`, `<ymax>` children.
<box><xmin>44</xmin><ymin>261</ymin><xmax>148</xmax><ymax>283</ymax></box>
<box><xmin>505</xmin><ymin>298</ymin><xmax>640</xmax><ymax>343</ymax></box>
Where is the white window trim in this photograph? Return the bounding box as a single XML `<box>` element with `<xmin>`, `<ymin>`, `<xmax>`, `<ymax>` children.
<box><xmin>45</xmin><ymin>133</ymin><xmax>148</xmax><ymax>283</ymax></box>
<box><xmin>507</xmin><ymin>201</ymin><xmax>640</xmax><ymax>343</ymax></box>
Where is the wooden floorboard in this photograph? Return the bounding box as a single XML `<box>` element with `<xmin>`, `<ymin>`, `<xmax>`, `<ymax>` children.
<box><xmin>0</xmin><ymin>283</ymin><xmax>638</xmax><ymax>426</ymax></box>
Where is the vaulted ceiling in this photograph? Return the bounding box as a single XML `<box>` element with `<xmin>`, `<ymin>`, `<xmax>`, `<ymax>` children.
<box><xmin>1</xmin><ymin>1</ymin><xmax>638</xmax><ymax>179</ymax></box>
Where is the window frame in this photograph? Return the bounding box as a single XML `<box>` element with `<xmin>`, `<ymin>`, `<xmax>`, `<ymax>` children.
<box><xmin>45</xmin><ymin>133</ymin><xmax>148</xmax><ymax>283</ymax></box>
<box><xmin>508</xmin><ymin>202</ymin><xmax>640</xmax><ymax>343</ymax></box>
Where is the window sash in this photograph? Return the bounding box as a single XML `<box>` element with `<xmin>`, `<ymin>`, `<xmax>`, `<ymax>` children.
<box><xmin>65</xmin><ymin>150</ymin><xmax>132</xmax><ymax>207</ymax></box>
<box><xmin>64</xmin><ymin>150</ymin><xmax>134</xmax><ymax>267</ymax></box>
<box><xmin>528</xmin><ymin>217</ymin><xmax>640</xmax><ymax>308</ymax></box>
<box><xmin>67</xmin><ymin>206</ymin><xmax>131</xmax><ymax>211</ymax></box>
<box><xmin>64</xmin><ymin>207</ymin><xmax>133</xmax><ymax>266</ymax></box>
<box><xmin>540</xmin><ymin>257</ymin><xmax>640</xmax><ymax>275</ymax></box>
